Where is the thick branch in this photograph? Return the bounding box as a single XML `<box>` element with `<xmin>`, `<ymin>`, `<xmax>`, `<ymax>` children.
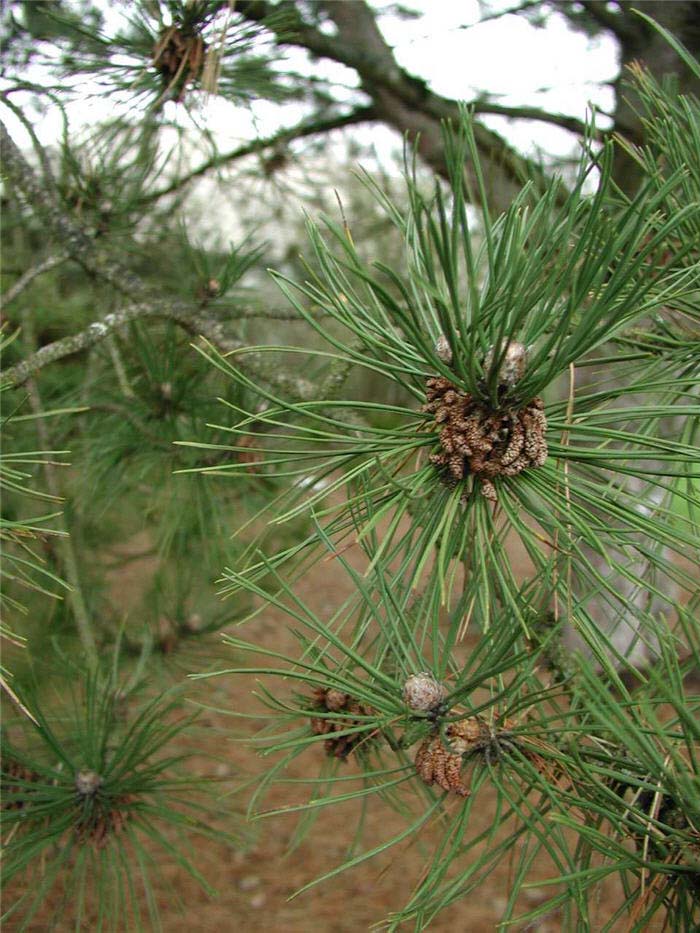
<box><xmin>0</xmin><ymin>122</ymin><xmax>320</xmax><ymax>401</ymax></box>
<box><xmin>2</xmin><ymin>301</ymin><xmax>228</xmax><ymax>385</ymax></box>
<box><xmin>236</xmin><ymin>0</ymin><xmax>554</xmax><ymax>210</ymax></box>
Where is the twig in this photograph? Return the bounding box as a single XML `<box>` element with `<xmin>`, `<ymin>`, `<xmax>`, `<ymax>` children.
<box><xmin>459</xmin><ymin>0</ymin><xmax>544</xmax><ymax>29</ymax></box>
<box><xmin>0</xmin><ymin>121</ymin><xmax>330</xmax><ymax>404</ymax></box>
<box><xmin>19</xmin><ymin>309</ymin><xmax>98</xmax><ymax>665</ymax></box>
<box><xmin>140</xmin><ymin>106</ymin><xmax>377</xmax><ymax>205</ymax></box>
<box><xmin>471</xmin><ymin>101</ymin><xmax>597</xmax><ymax>138</ymax></box>
<box><xmin>220</xmin><ymin>304</ymin><xmax>327</xmax><ymax>321</ymax></box>
<box><xmin>1</xmin><ymin>251</ymin><xmax>70</xmax><ymax>309</ymax></box>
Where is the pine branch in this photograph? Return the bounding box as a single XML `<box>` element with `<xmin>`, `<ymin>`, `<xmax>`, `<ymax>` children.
<box><xmin>0</xmin><ymin>121</ymin><xmax>147</xmax><ymax>299</ymax></box>
<box><xmin>1</xmin><ymin>251</ymin><xmax>70</xmax><ymax>308</ymax></box>
<box><xmin>19</xmin><ymin>308</ymin><xmax>98</xmax><ymax>665</ymax></box>
<box><xmin>0</xmin><ymin>122</ymin><xmax>324</xmax><ymax>401</ymax></box>
<box><xmin>2</xmin><ymin>302</ymin><xmax>323</xmax><ymax>404</ymax></box>
<box><xmin>2</xmin><ymin>301</ymin><xmax>230</xmax><ymax>386</ymax></box>
<box><xmin>235</xmin><ymin>0</ymin><xmax>557</xmax><ymax>210</ymax></box>
<box><xmin>141</xmin><ymin>105</ymin><xmax>378</xmax><ymax>205</ymax></box>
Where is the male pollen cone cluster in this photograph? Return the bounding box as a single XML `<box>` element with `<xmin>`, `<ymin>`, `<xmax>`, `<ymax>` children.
<box><xmin>424</xmin><ymin>341</ymin><xmax>547</xmax><ymax>501</ymax></box>
<box><xmin>309</xmin><ymin>687</ymin><xmax>375</xmax><ymax>760</ymax></box>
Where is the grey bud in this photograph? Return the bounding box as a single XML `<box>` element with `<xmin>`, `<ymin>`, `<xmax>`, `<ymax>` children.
<box><xmin>435</xmin><ymin>334</ymin><xmax>453</xmax><ymax>365</ymax></box>
<box><xmin>75</xmin><ymin>769</ymin><xmax>103</xmax><ymax>796</ymax></box>
<box><xmin>484</xmin><ymin>341</ymin><xmax>528</xmax><ymax>388</ymax></box>
<box><xmin>403</xmin><ymin>672</ymin><xmax>447</xmax><ymax>712</ymax></box>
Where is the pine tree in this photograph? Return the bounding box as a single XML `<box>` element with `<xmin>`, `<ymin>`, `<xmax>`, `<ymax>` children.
<box><xmin>1</xmin><ymin>3</ymin><xmax>699</xmax><ymax>930</ymax></box>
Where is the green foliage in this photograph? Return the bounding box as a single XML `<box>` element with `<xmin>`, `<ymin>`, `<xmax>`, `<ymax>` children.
<box><xmin>1</xmin><ymin>664</ymin><xmax>234</xmax><ymax>931</ymax></box>
<box><xmin>196</xmin><ymin>537</ymin><xmax>700</xmax><ymax>930</ymax></box>
<box><xmin>1</xmin><ymin>6</ymin><xmax>699</xmax><ymax>931</ymax></box>
<box><xmin>0</xmin><ymin>357</ymin><xmax>68</xmax><ymax>613</ymax></box>
<box><xmin>187</xmin><ymin>53</ymin><xmax>700</xmax><ymax>931</ymax></box>
<box><xmin>189</xmin><ymin>113</ymin><xmax>699</xmax><ymax>666</ymax></box>
<box><xmin>61</xmin><ymin>318</ymin><xmax>288</xmax><ymax>636</ymax></box>
<box><xmin>2</xmin><ymin>0</ymin><xmax>298</xmax><ymax>111</ymax></box>
<box><xmin>0</xmin><ymin>328</ymin><xmax>74</xmax><ymax>710</ymax></box>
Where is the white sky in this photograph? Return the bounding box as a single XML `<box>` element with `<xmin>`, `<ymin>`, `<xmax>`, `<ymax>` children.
<box><xmin>189</xmin><ymin>1</ymin><xmax>618</xmax><ymax>163</ymax></box>
<box><xmin>380</xmin><ymin>1</ymin><xmax>617</xmax><ymax>156</ymax></box>
<box><xmin>4</xmin><ymin>0</ymin><xmax>619</xmax><ymax>165</ymax></box>
<box><xmin>0</xmin><ymin>0</ymin><xmax>622</xmax><ymax>248</ymax></box>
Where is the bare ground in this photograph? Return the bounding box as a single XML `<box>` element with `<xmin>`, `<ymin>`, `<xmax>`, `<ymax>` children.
<box><xmin>4</xmin><ymin>530</ymin><xmax>671</xmax><ymax>932</ymax></box>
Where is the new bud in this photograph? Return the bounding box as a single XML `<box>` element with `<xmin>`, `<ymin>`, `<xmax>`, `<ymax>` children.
<box><xmin>484</xmin><ymin>341</ymin><xmax>528</xmax><ymax>388</ymax></box>
<box><xmin>75</xmin><ymin>769</ymin><xmax>103</xmax><ymax>796</ymax></box>
<box><xmin>402</xmin><ymin>672</ymin><xmax>447</xmax><ymax>712</ymax></box>
<box><xmin>435</xmin><ymin>334</ymin><xmax>453</xmax><ymax>365</ymax></box>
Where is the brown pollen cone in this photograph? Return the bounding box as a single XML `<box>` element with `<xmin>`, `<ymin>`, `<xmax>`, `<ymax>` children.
<box><xmin>423</xmin><ymin>376</ymin><xmax>547</xmax><ymax>501</ymax></box>
<box><xmin>153</xmin><ymin>26</ymin><xmax>206</xmax><ymax>102</ymax></box>
<box><xmin>309</xmin><ymin>687</ymin><xmax>376</xmax><ymax>760</ymax></box>
<box><xmin>414</xmin><ymin>733</ymin><xmax>471</xmax><ymax>797</ymax></box>
<box><xmin>1</xmin><ymin>759</ymin><xmax>42</xmax><ymax>810</ymax></box>
<box><xmin>76</xmin><ymin>796</ymin><xmax>133</xmax><ymax>849</ymax></box>
<box><xmin>414</xmin><ymin>717</ymin><xmax>508</xmax><ymax>796</ymax></box>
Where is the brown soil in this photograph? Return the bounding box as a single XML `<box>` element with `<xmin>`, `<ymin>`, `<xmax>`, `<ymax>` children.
<box><xmin>4</xmin><ymin>532</ymin><xmax>671</xmax><ymax>932</ymax></box>
<box><xmin>138</xmin><ymin>544</ymin><xmax>580</xmax><ymax>933</ymax></box>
